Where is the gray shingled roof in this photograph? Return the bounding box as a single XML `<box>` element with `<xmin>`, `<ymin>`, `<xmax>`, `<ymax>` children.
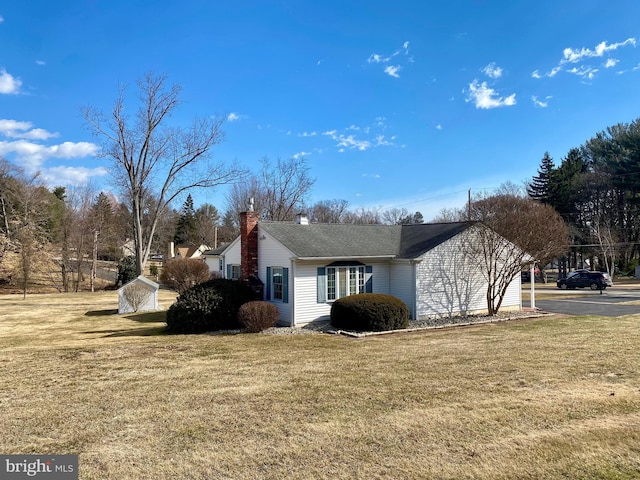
<box><xmin>259</xmin><ymin>221</ymin><xmax>473</xmax><ymax>259</ymax></box>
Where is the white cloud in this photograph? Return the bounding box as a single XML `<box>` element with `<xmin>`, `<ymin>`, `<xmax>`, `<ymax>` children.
<box><xmin>368</xmin><ymin>53</ymin><xmax>390</xmax><ymax>64</ymax></box>
<box><xmin>41</xmin><ymin>165</ymin><xmax>109</xmax><ymax>187</ymax></box>
<box><xmin>227</xmin><ymin>112</ymin><xmax>242</xmax><ymax>122</ymax></box>
<box><xmin>465</xmin><ymin>80</ymin><xmax>516</xmax><ymax>109</ymax></box>
<box><xmin>298</xmin><ymin>131</ymin><xmax>317</xmax><ymax>137</ymax></box>
<box><xmin>0</xmin><ymin>15</ymin><xmax>4</xmax><ymax>23</ymax></box>
<box><xmin>0</xmin><ymin>139</ymin><xmax>100</xmax><ymax>172</ymax></box>
<box><xmin>531</xmin><ymin>70</ymin><xmax>542</xmax><ymax>79</ymax></box>
<box><xmin>362</xmin><ymin>173</ymin><xmax>381</xmax><ymax>178</ymax></box>
<box><xmin>384</xmin><ymin>65</ymin><xmax>401</xmax><ymax>78</ymax></box>
<box><xmin>604</xmin><ymin>58</ymin><xmax>619</xmax><ymax>68</ymax></box>
<box><xmin>436</xmin><ymin>124</ymin><xmax>443</xmax><ymax>130</ymax></box>
<box><xmin>0</xmin><ymin>69</ymin><xmax>21</xmax><ymax>94</ymax></box>
<box><xmin>403</xmin><ymin>41</ymin><xmax>409</xmax><ymax>50</ymax></box>
<box><xmin>36</xmin><ymin>60</ymin><xmax>46</xmax><ymax>66</ymax></box>
<box><xmin>563</xmin><ymin>38</ymin><xmax>636</xmax><ymax>64</ymax></box>
<box><xmin>482</xmin><ymin>62</ymin><xmax>503</xmax><ymax>79</ymax></box>
<box><xmin>567</xmin><ymin>66</ymin><xmax>599</xmax><ymax>79</ymax></box>
<box><xmin>291</xmin><ymin>151</ymin><xmax>310</xmax><ymax>160</ymax></box>
<box><xmin>0</xmin><ymin>119</ymin><xmax>59</xmax><ymax>140</ymax></box>
<box><xmin>531</xmin><ymin>95</ymin><xmax>551</xmax><ymax>108</ymax></box>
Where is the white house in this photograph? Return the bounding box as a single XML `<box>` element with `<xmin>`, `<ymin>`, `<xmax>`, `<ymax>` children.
<box><xmin>201</xmin><ymin>245</ymin><xmax>229</xmax><ymax>277</ymax></box>
<box><xmin>118</xmin><ymin>275</ymin><xmax>160</xmax><ymax>314</ymax></box>
<box><xmin>220</xmin><ymin>211</ymin><xmax>525</xmax><ymax>327</ymax></box>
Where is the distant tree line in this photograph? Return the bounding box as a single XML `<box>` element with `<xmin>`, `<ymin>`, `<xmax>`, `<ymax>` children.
<box><xmin>527</xmin><ymin>117</ymin><xmax>640</xmax><ymax>274</ymax></box>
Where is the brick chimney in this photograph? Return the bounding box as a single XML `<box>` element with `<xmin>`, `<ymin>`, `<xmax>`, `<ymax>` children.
<box><xmin>240</xmin><ymin>210</ymin><xmax>259</xmax><ymax>279</ymax></box>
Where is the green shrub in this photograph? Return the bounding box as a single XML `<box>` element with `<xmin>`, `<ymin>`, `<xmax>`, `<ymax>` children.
<box><xmin>330</xmin><ymin>293</ymin><xmax>409</xmax><ymax>332</ymax></box>
<box><xmin>238</xmin><ymin>301</ymin><xmax>280</xmax><ymax>333</ymax></box>
<box><xmin>166</xmin><ymin>278</ymin><xmax>259</xmax><ymax>333</ymax></box>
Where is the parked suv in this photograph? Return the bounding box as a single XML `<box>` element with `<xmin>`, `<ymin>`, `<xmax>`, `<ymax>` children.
<box><xmin>556</xmin><ymin>271</ymin><xmax>613</xmax><ymax>290</ymax></box>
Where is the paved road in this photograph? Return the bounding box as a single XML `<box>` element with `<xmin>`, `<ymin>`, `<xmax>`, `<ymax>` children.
<box><xmin>525</xmin><ymin>288</ymin><xmax>640</xmax><ymax>317</ymax></box>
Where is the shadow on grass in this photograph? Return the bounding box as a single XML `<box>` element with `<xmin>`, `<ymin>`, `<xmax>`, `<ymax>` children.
<box><xmin>84</xmin><ymin>309</ymin><xmax>119</xmax><ymax>316</ymax></box>
<box><xmin>82</xmin><ymin>309</ymin><xmax>169</xmax><ymax>337</ymax></box>
<box><xmin>103</xmin><ymin>326</ymin><xmax>168</xmax><ymax>337</ymax></box>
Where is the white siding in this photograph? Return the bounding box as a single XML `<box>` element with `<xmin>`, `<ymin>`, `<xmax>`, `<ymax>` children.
<box><xmin>257</xmin><ymin>227</ymin><xmax>295</xmax><ymax>325</ymax></box>
<box><xmin>291</xmin><ymin>260</ymin><xmax>392</xmax><ymax>326</ymax></box>
<box><xmin>415</xmin><ymin>228</ymin><xmax>522</xmax><ymax>319</ymax></box>
<box><xmin>390</xmin><ymin>262</ymin><xmax>416</xmax><ymax>318</ymax></box>
<box><xmin>222</xmin><ymin>238</ymin><xmax>241</xmax><ymax>277</ymax></box>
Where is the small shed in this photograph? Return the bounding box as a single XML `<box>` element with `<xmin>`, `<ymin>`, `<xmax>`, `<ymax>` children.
<box><xmin>118</xmin><ymin>275</ymin><xmax>159</xmax><ymax>314</ymax></box>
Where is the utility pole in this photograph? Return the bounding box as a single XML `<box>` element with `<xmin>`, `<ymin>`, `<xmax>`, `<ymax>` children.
<box><xmin>467</xmin><ymin>189</ymin><xmax>472</xmax><ymax>221</ymax></box>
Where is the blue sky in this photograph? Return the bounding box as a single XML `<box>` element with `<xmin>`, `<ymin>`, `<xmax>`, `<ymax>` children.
<box><xmin>1</xmin><ymin>0</ymin><xmax>640</xmax><ymax>220</ymax></box>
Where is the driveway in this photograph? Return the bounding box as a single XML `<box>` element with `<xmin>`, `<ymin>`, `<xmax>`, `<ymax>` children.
<box><xmin>524</xmin><ymin>287</ymin><xmax>640</xmax><ymax>317</ymax></box>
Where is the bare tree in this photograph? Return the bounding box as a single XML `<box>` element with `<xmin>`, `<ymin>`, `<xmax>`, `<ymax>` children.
<box><xmin>468</xmin><ymin>194</ymin><xmax>569</xmax><ymax>315</ymax></box>
<box><xmin>83</xmin><ymin>72</ymin><xmax>244</xmax><ymax>275</ymax></box>
<box><xmin>226</xmin><ymin>157</ymin><xmax>314</xmax><ymax>222</ymax></box>
<box><xmin>342</xmin><ymin>207</ymin><xmax>382</xmax><ymax>224</ymax></box>
<box><xmin>309</xmin><ymin>199</ymin><xmax>350</xmax><ymax>223</ymax></box>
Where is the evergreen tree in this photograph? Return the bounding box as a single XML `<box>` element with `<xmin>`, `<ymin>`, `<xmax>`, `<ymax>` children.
<box><xmin>527</xmin><ymin>152</ymin><xmax>555</xmax><ymax>202</ymax></box>
<box><xmin>174</xmin><ymin>194</ymin><xmax>197</xmax><ymax>245</ymax></box>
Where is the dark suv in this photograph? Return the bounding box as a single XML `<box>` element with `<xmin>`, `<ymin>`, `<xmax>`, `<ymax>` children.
<box><xmin>556</xmin><ymin>270</ymin><xmax>613</xmax><ymax>290</ymax></box>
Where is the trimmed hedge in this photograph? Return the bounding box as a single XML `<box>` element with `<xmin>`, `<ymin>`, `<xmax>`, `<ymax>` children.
<box><xmin>330</xmin><ymin>293</ymin><xmax>409</xmax><ymax>332</ymax></box>
<box><xmin>238</xmin><ymin>301</ymin><xmax>280</xmax><ymax>333</ymax></box>
<box><xmin>166</xmin><ymin>278</ymin><xmax>259</xmax><ymax>333</ymax></box>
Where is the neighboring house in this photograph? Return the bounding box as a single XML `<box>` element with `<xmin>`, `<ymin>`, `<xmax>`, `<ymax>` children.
<box><xmin>201</xmin><ymin>245</ymin><xmax>229</xmax><ymax>277</ymax></box>
<box><xmin>118</xmin><ymin>275</ymin><xmax>159</xmax><ymax>313</ymax></box>
<box><xmin>168</xmin><ymin>242</ymin><xmax>209</xmax><ymax>260</ymax></box>
<box><xmin>220</xmin><ymin>211</ymin><xmax>526</xmax><ymax>327</ymax></box>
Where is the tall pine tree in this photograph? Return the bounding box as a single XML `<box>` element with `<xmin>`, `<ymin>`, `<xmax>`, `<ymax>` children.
<box><xmin>527</xmin><ymin>152</ymin><xmax>555</xmax><ymax>203</ymax></box>
<box><xmin>174</xmin><ymin>194</ymin><xmax>197</xmax><ymax>245</ymax></box>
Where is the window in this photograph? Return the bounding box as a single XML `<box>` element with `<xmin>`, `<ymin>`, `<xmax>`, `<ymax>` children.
<box><xmin>272</xmin><ymin>267</ymin><xmax>283</xmax><ymax>300</ymax></box>
<box><xmin>227</xmin><ymin>264</ymin><xmax>241</xmax><ymax>280</ymax></box>
<box><xmin>266</xmin><ymin>266</ymin><xmax>288</xmax><ymax>303</ymax></box>
<box><xmin>326</xmin><ymin>266</ymin><xmax>366</xmax><ymax>301</ymax></box>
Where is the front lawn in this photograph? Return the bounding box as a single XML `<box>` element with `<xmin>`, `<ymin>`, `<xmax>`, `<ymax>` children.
<box><xmin>0</xmin><ymin>292</ymin><xmax>639</xmax><ymax>479</ymax></box>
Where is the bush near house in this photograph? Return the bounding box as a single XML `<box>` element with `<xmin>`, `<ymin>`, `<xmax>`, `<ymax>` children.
<box><xmin>166</xmin><ymin>278</ymin><xmax>259</xmax><ymax>333</ymax></box>
<box><xmin>330</xmin><ymin>293</ymin><xmax>410</xmax><ymax>332</ymax></box>
<box><xmin>159</xmin><ymin>258</ymin><xmax>210</xmax><ymax>293</ymax></box>
<box><xmin>238</xmin><ymin>301</ymin><xmax>280</xmax><ymax>332</ymax></box>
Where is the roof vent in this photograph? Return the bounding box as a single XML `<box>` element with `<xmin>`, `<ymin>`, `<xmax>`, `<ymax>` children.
<box><xmin>296</xmin><ymin>212</ymin><xmax>309</xmax><ymax>225</ymax></box>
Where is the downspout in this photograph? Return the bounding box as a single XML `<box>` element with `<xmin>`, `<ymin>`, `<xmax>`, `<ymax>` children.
<box><xmin>290</xmin><ymin>259</ymin><xmax>295</xmax><ymax>327</ymax></box>
<box><xmin>530</xmin><ymin>262</ymin><xmax>536</xmax><ymax>310</ymax></box>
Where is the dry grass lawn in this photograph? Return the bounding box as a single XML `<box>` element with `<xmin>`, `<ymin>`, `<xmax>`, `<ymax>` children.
<box><xmin>0</xmin><ymin>291</ymin><xmax>639</xmax><ymax>479</ymax></box>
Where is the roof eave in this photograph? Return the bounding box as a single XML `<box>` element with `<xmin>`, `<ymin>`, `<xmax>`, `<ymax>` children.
<box><xmin>294</xmin><ymin>255</ymin><xmax>396</xmax><ymax>261</ymax></box>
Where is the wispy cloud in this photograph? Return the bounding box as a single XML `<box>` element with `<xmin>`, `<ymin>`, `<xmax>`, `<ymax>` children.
<box><xmin>604</xmin><ymin>58</ymin><xmax>619</xmax><ymax>68</ymax></box>
<box><xmin>562</xmin><ymin>38</ymin><xmax>636</xmax><ymax>63</ymax></box>
<box><xmin>567</xmin><ymin>66</ymin><xmax>599</xmax><ymax>80</ymax></box>
<box><xmin>384</xmin><ymin>65</ymin><xmax>401</xmax><ymax>78</ymax></box>
<box><xmin>298</xmin><ymin>131</ymin><xmax>317</xmax><ymax>137</ymax></box>
<box><xmin>465</xmin><ymin>80</ymin><xmax>516</xmax><ymax>109</ymax></box>
<box><xmin>292</xmin><ymin>151</ymin><xmax>310</xmax><ymax>160</ymax></box>
<box><xmin>362</xmin><ymin>173</ymin><xmax>381</xmax><ymax>178</ymax></box>
<box><xmin>0</xmin><ymin>15</ymin><xmax>4</xmax><ymax>23</ymax></box>
<box><xmin>533</xmin><ymin>37</ymin><xmax>636</xmax><ymax>79</ymax></box>
<box><xmin>436</xmin><ymin>124</ymin><xmax>443</xmax><ymax>130</ymax></box>
<box><xmin>227</xmin><ymin>112</ymin><xmax>245</xmax><ymax>122</ymax></box>
<box><xmin>0</xmin><ymin>69</ymin><xmax>21</xmax><ymax>94</ymax></box>
<box><xmin>367</xmin><ymin>41</ymin><xmax>411</xmax><ymax>78</ymax></box>
<box><xmin>482</xmin><ymin>62</ymin><xmax>503</xmax><ymax>79</ymax></box>
<box><xmin>531</xmin><ymin>95</ymin><xmax>551</xmax><ymax>108</ymax></box>
<box><xmin>321</xmin><ymin>120</ymin><xmax>396</xmax><ymax>152</ymax></box>
<box><xmin>36</xmin><ymin>60</ymin><xmax>46</xmax><ymax>66</ymax></box>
